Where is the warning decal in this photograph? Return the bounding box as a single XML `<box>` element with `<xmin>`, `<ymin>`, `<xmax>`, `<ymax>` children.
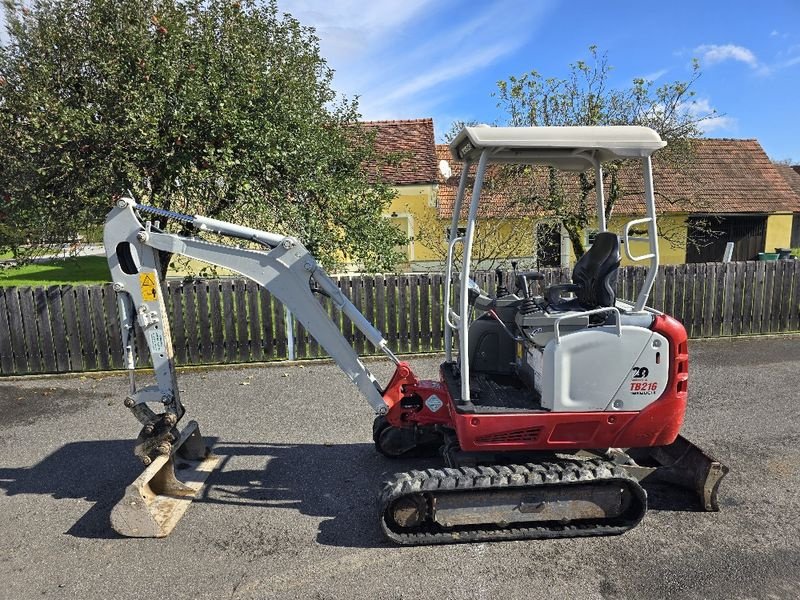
<box><xmin>425</xmin><ymin>395</ymin><xmax>443</xmax><ymax>412</ymax></box>
<box><xmin>139</xmin><ymin>273</ymin><xmax>158</xmax><ymax>301</ymax></box>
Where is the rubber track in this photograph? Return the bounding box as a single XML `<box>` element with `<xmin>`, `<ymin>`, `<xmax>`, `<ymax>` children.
<box><xmin>379</xmin><ymin>459</ymin><xmax>647</xmax><ymax>545</ymax></box>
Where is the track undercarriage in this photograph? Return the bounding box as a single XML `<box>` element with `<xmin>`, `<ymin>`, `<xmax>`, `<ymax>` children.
<box><xmin>375</xmin><ymin>420</ymin><xmax>727</xmax><ymax>545</ymax></box>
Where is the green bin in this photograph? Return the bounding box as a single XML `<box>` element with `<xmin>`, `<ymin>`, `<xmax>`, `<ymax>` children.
<box><xmin>758</xmin><ymin>252</ymin><xmax>779</xmax><ymax>261</ymax></box>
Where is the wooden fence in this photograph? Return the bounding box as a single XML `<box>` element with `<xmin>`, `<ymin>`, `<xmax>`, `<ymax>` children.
<box><xmin>0</xmin><ymin>260</ymin><xmax>799</xmax><ymax>376</ymax></box>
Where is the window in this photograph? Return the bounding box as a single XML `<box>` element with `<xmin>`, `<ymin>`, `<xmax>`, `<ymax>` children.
<box><xmin>445</xmin><ymin>226</ymin><xmax>467</xmax><ymax>239</ymax></box>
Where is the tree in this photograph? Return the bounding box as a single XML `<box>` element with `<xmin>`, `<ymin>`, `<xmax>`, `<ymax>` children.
<box><xmin>0</xmin><ymin>0</ymin><xmax>405</xmax><ymax>271</ymax></box>
<box><xmin>494</xmin><ymin>46</ymin><xmax>718</xmax><ymax>257</ymax></box>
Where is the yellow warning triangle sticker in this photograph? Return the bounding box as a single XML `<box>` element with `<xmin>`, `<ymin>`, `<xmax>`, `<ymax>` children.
<box><xmin>139</xmin><ymin>272</ymin><xmax>158</xmax><ymax>300</ymax></box>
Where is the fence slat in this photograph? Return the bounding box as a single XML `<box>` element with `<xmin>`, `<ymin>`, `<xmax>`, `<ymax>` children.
<box><xmin>184</xmin><ymin>281</ymin><xmax>200</xmax><ymax>364</ymax></box>
<box><xmin>374</xmin><ymin>274</ymin><xmax>386</xmax><ymax>343</ymax></box>
<box><xmin>398</xmin><ymin>276</ymin><xmax>408</xmax><ymax>354</ymax></box>
<box><xmin>386</xmin><ymin>275</ymin><xmax>398</xmax><ymax>350</ymax></box>
<box><xmin>246</xmin><ymin>281</ymin><xmax>263</xmax><ymax>362</ymax></box>
<box><xmin>0</xmin><ymin>290</ymin><xmax>15</xmax><ymax>374</ymax></box>
<box><xmin>351</xmin><ymin>277</ymin><xmax>365</xmax><ymax>355</ymax></box>
<box><xmin>761</xmin><ymin>262</ymin><xmax>775</xmax><ymax>334</ymax></box>
<box><xmin>741</xmin><ymin>262</ymin><xmax>756</xmax><ymax>336</ymax></box>
<box><xmin>33</xmin><ymin>287</ymin><xmax>56</xmax><ymax>373</ymax></box>
<box><xmin>731</xmin><ymin>262</ymin><xmax>746</xmax><ymax>337</ymax></box>
<box><xmin>260</xmin><ymin>288</ymin><xmax>274</xmax><ymax>360</ymax></box>
<box><xmin>88</xmin><ymin>285</ymin><xmax>112</xmax><ymax>371</ymax></box>
<box><xmin>58</xmin><ymin>287</ymin><xmax>84</xmax><ymax>371</ymax></box>
<box><xmin>17</xmin><ymin>287</ymin><xmax>44</xmax><ymax>373</ymax></box>
<box><xmin>712</xmin><ymin>264</ymin><xmax>726</xmax><ymax>337</ymax></box>
<box><xmin>273</xmin><ymin>299</ymin><xmax>286</xmax><ymax>359</ymax></box>
<box><xmin>168</xmin><ymin>281</ymin><xmax>187</xmax><ymax>366</ymax></box>
<box><xmin>431</xmin><ymin>274</ymin><xmax>442</xmax><ymax>351</ymax></box>
<box><xmin>673</xmin><ymin>265</ymin><xmax>686</xmax><ymax>326</ymax></box>
<box><xmin>196</xmin><ymin>281</ymin><xmax>213</xmax><ymax>363</ymax></box>
<box><xmin>700</xmin><ymin>263</ymin><xmax>715</xmax><ymax>337</ymax></box>
<box><xmin>778</xmin><ymin>259</ymin><xmax>793</xmax><ymax>332</ymax></box>
<box><xmin>103</xmin><ymin>285</ymin><xmax>124</xmax><ymax>369</ymax></box>
<box><xmin>770</xmin><ymin>260</ymin><xmax>785</xmax><ymax>333</ymax></box>
<box><xmin>409</xmin><ymin>275</ymin><xmax>420</xmax><ymax>353</ymax></box>
<box><xmin>74</xmin><ymin>286</ymin><xmax>97</xmax><ymax>370</ymax></box>
<box><xmin>789</xmin><ymin>261</ymin><xmax>800</xmax><ymax>332</ymax></box>
<box><xmin>338</xmin><ymin>277</ymin><xmax>354</xmax><ymax>348</ymax></box>
<box><xmin>752</xmin><ymin>261</ymin><xmax>766</xmax><ymax>334</ymax></box>
<box><xmin>419</xmin><ymin>274</ymin><xmax>431</xmax><ymax>352</ymax></box>
<box><xmin>6</xmin><ymin>288</ymin><xmax>31</xmax><ymax>373</ymax></box>
<box><xmin>208</xmin><ymin>281</ymin><xmax>225</xmax><ymax>363</ymax></box>
<box><xmin>220</xmin><ymin>280</ymin><xmax>237</xmax><ymax>363</ymax></box>
<box><xmin>689</xmin><ymin>264</ymin><xmax>704</xmax><ymax>339</ymax></box>
<box><xmin>650</xmin><ymin>266</ymin><xmax>665</xmax><ymax>312</ymax></box>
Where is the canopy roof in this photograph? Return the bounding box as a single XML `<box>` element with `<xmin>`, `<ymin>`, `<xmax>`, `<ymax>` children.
<box><xmin>449</xmin><ymin>125</ymin><xmax>666</xmax><ymax>170</ymax></box>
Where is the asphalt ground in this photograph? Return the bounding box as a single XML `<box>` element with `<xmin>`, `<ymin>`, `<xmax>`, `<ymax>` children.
<box><xmin>1</xmin><ymin>335</ymin><xmax>799</xmax><ymax>600</ymax></box>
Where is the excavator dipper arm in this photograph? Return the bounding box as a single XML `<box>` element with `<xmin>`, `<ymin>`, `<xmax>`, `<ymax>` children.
<box><xmin>104</xmin><ymin>197</ymin><xmax>399</xmax><ymax>536</ymax></box>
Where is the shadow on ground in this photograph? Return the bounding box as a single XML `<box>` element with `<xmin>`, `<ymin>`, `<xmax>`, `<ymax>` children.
<box><xmin>0</xmin><ymin>437</ymin><xmax>710</xmax><ymax>548</ymax></box>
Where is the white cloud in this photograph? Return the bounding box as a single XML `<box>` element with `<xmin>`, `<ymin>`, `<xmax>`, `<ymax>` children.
<box><xmin>694</xmin><ymin>44</ymin><xmax>759</xmax><ymax>68</ymax></box>
<box><xmin>277</xmin><ymin>0</ymin><xmax>553</xmax><ymax>120</ymax></box>
<box><xmin>639</xmin><ymin>68</ymin><xmax>668</xmax><ymax>82</ymax></box>
<box><xmin>683</xmin><ymin>98</ymin><xmax>736</xmax><ymax>134</ymax></box>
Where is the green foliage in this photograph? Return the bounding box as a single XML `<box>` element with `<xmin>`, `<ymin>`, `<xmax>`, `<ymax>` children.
<box><xmin>493</xmin><ymin>46</ymin><xmax>715</xmax><ymax>256</ymax></box>
<box><xmin>0</xmin><ymin>0</ymin><xmax>405</xmax><ymax>271</ymax></box>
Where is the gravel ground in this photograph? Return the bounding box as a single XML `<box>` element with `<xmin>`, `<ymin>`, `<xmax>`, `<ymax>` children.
<box><xmin>1</xmin><ymin>335</ymin><xmax>799</xmax><ymax>600</ymax></box>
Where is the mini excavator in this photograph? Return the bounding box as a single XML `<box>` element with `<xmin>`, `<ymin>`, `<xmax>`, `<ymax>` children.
<box><xmin>104</xmin><ymin>125</ymin><xmax>728</xmax><ymax>543</ymax></box>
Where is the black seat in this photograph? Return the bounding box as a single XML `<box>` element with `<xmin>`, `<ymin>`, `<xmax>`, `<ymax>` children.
<box><xmin>547</xmin><ymin>232</ymin><xmax>620</xmax><ymax>310</ymax></box>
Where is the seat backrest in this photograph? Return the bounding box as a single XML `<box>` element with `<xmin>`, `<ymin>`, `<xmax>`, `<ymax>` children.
<box><xmin>572</xmin><ymin>232</ymin><xmax>620</xmax><ymax>308</ymax></box>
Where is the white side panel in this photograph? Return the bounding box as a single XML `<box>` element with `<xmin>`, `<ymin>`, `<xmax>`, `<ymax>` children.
<box><xmin>605</xmin><ymin>331</ymin><xmax>669</xmax><ymax>411</ymax></box>
<box><xmin>541</xmin><ymin>326</ymin><xmax>665</xmax><ymax>412</ymax></box>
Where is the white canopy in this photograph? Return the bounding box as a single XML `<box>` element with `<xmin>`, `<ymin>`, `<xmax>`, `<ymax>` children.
<box><xmin>449</xmin><ymin>125</ymin><xmax>666</xmax><ymax>170</ymax></box>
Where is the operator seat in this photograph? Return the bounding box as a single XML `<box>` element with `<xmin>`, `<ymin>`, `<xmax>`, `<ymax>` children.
<box><xmin>547</xmin><ymin>232</ymin><xmax>620</xmax><ymax>311</ymax></box>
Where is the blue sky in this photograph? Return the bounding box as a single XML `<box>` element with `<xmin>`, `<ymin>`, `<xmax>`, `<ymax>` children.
<box><xmin>279</xmin><ymin>0</ymin><xmax>800</xmax><ymax>162</ymax></box>
<box><xmin>2</xmin><ymin>1</ymin><xmax>798</xmax><ymax>160</ymax></box>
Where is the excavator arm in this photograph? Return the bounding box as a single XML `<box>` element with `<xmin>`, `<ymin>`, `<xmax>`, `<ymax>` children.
<box><xmin>104</xmin><ymin>197</ymin><xmax>401</xmax><ymax>536</ymax></box>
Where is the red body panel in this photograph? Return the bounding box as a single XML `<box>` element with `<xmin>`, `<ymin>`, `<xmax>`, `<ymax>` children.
<box><xmin>382</xmin><ymin>313</ymin><xmax>689</xmax><ymax>451</ymax></box>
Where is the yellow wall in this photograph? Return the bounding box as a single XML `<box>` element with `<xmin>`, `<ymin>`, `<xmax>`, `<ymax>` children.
<box><xmin>386</xmin><ymin>185</ymin><xmax>694</xmax><ymax>271</ymax></box>
<box><xmin>764</xmin><ymin>213</ymin><xmax>794</xmax><ymax>252</ymax></box>
<box><xmin>386</xmin><ymin>184</ymin><xmax>439</xmax><ymax>264</ymax></box>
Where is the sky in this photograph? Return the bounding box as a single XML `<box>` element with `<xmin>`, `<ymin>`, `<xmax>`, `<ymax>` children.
<box><xmin>278</xmin><ymin>0</ymin><xmax>800</xmax><ymax>162</ymax></box>
<box><xmin>1</xmin><ymin>1</ymin><xmax>798</xmax><ymax>161</ymax></box>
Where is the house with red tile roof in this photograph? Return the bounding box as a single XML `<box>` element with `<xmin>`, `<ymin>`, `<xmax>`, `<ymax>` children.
<box><xmin>360</xmin><ymin>119</ymin><xmax>439</xmax><ymax>267</ymax></box>
<box><xmin>364</xmin><ymin>119</ymin><xmax>800</xmax><ymax>270</ymax></box>
<box><xmin>433</xmin><ymin>138</ymin><xmax>800</xmax><ymax>267</ymax></box>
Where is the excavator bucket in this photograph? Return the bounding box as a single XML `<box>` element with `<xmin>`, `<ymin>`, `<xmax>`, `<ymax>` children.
<box><xmin>625</xmin><ymin>434</ymin><xmax>729</xmax><ymax>511</ymax></box>
<box><xmin>110</xmin><ymin>421</ymin><xmax>220</xmax><ymax>537</ymax></box>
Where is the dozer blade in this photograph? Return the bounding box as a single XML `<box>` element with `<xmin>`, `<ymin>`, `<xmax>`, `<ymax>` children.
<box><xmin>111</xmin><ymin>420</ymin><xmax>220</xmax><ymax>537</ymax></box>
<box><xmin>624</xmin><ymin>434</ymin><xmax>729</xmax><ymax>511</ymax></box>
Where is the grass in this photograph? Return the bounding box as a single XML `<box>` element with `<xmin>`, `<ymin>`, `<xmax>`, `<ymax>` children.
<box><xmin>0</xmin><ymin>255</ymin><xmax>110</xmax><ymax>287</ymax></box>
<box><xmin>0</xmin><ymin>253</ymin><xmax>235</xmax><ymax>287</ymax></box>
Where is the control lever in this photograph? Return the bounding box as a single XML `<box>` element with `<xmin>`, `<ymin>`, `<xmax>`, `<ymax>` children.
<box><xmin>515</xmin><ymin>270</ymin><xmax>545</xmax><ymax>298</ymax></box>
<box><xmin>495</xmin><ymin>267</ymin><xmax>509</xmax><ymax>297</ymax></box>
<box><xmin>515</xmin><ymin>270</ymin><xmax>545</xmax><ymax>314</ymax></box>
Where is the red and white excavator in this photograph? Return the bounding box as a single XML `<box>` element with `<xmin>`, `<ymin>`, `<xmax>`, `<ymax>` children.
<box><xmin>103</xmin><ymin>125</ymin><xmax>728</xmax><ymax>543</ymax></box>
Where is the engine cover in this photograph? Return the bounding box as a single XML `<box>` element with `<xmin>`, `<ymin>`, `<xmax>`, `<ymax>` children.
<box><xmin>540</xmin><ymin>325</ymin><xmax>669</xmax><ymax>412</ymax></box>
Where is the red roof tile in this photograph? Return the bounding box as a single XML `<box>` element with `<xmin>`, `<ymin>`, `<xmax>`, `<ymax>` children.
<box><xmin>436</xmin><ymin>139</ymin><xmax>800</xmax><ymax>219</ymax></box>
<box><xmin>361</xmin><ymin>119</ymin><xmax>438</xmax><ymax>186</ymax></box>
<box><xmin>777</xmin><ymin>164</ymin><xmax>800</xmax><ymax>198</ymax></box>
